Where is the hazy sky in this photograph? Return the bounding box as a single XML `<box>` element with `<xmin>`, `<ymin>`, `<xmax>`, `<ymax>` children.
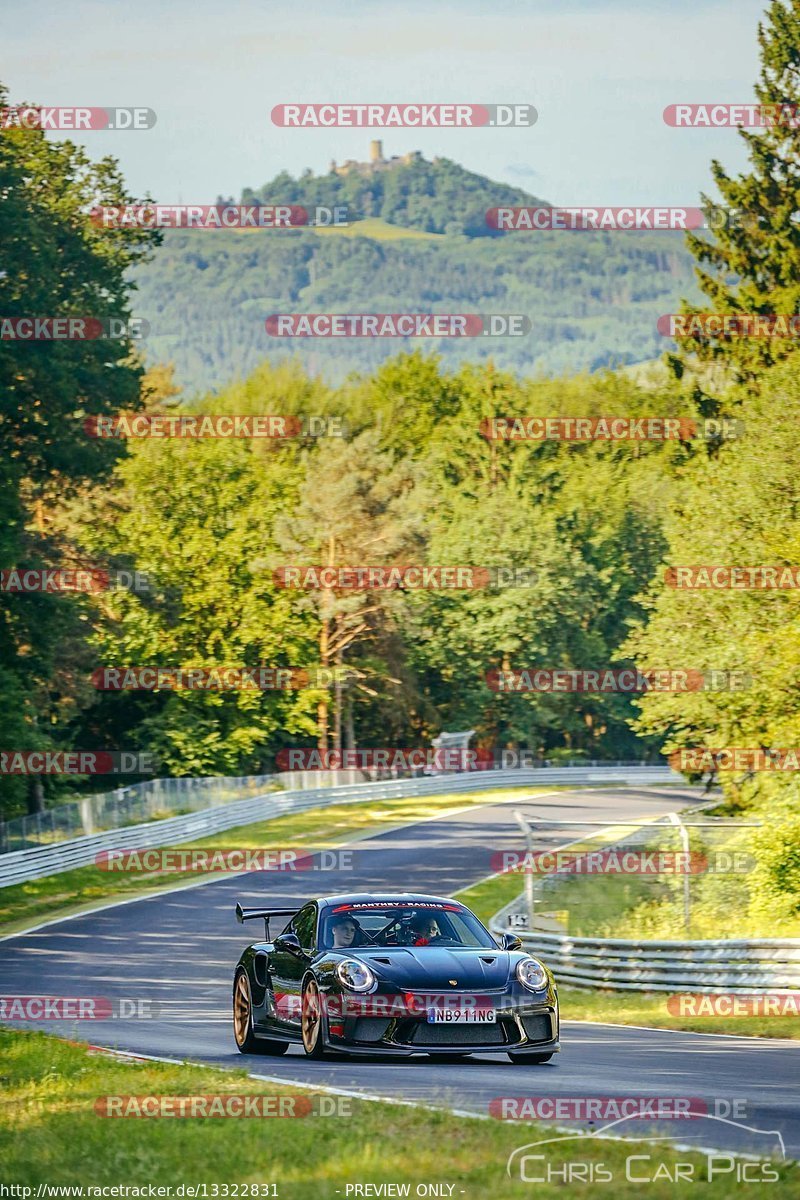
<box><xmin>5</xmin><ymin>0</ymin><xmax>769</xmax><ymax>206</ymax></box>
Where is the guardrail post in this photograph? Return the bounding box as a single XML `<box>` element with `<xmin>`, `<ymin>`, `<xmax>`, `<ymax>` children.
<box><xmin>514</xmin><ymin>809</ymin><xmax>535</xmax><ymax>929</ymax></box>
<box><xmin>78</xmin><ymin>795</ymin><xmax>94</xmax><ymax>836</ymax></box>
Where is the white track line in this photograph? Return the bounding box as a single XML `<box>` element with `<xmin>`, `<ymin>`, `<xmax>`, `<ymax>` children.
<box><xmin>564</xmin><ymin>1018</ymin><xmax>799</xmax><ymax>1044</ymax></box>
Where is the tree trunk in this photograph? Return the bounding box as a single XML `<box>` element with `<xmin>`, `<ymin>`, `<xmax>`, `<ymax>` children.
<box><xmin>317</xmin><ymin>534</ymin><xmax>335</xmax><ymax>752</ymax></box>
<box><xmin>344</xmin><ymin>684</ymin><xmax>356</xmax><ymax>752</ymax></box>
<box><xmin>27</xmin><ymin>775</ymin><xmax>45</xmax><ymax>815</ymax></box>
<box><xmin>333</xmin><ymin>649</ymin><xmax>343</xmax><ymax>752</ymax></box>
<box><xmin>317</xmin><ymin>615</ymin><xmax>329</xmax><ymax>752</ymax></box>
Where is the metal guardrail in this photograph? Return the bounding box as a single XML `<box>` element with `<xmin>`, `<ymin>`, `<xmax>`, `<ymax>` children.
<box><xmin>0</xmin><ymin>764</ymin><xmax>679</xmax><ymax>889</ymax></box>
<box><xmin>490</xmin><ymin>901</ymin><xmax>800</xmax><ymax>992</ymax></box>
<box><xmin>0</xmin><ymin>774</ymin><xmax>276</xmax><ymax>854</ymax></box>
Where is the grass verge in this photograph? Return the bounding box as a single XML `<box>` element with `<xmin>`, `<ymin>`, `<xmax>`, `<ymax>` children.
<box><xmin>0</xmin><ymin>1029</ymin><xmax>794</xmax><ymax>1196</ymax></box>
<box><xmin>559</xmin><ymin>987</ymin><xmax>800</xmax><ymax>1039</ymax></box>
<box><xmin>312</xmin><ymin>216</ymin><xmax>444</xmax><ymax>240</ymax></box>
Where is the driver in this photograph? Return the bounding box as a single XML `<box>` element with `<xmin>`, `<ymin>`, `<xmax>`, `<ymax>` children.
<box><xmin>330</xmin><ymin>913</ymin><xmax>360</xmax><ymax>949</ymax></box>
<box><xmin>409</xmin><ymin>914</ymin><xmax>441</xmax><ymax>946</ymax></box>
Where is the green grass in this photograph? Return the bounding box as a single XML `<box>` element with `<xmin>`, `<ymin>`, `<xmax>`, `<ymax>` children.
<box><xmin>455</xmin><ymin>865</ymin><xmax>529</xmax><ymax>925</ymax></box>
<box><xmin>228</xmin><ymin>217</ymin><xmax>442</xmax><ymax>240</ymax></box>
<box><xmin>0</xmin><ymin>786</ymin><xmax>549</xmax><ymax>935</ymax></box>
<box><xmin>1</xmin><ymin>1030</ymin><xmax>794</xmax><ymax>1195</ymax></box>
<box><xmin>312</xmin><ymin>216</ymin><xmax>444</xmax><ymax>240</ymax></box>
<box><xmin>561</xmin><ymin>986</ymin><xmax>800</xmax><ymax>1040</ymax></box>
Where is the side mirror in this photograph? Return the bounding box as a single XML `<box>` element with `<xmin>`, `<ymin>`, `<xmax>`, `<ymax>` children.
<box><xmin>273</xmin><ymin>932</ymin><xmax>304</xmax><ymax>956</ymax></box>
<box><xmin>500</xmin><ymin>932</ymin><xmax>523</xmax><ymax>951</ymax></box>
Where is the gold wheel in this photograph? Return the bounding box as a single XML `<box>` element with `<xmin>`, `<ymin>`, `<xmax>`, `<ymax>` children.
<box><xmin>233</xmin><ymin>971</ymin><xmax>251</xmax><ymax>1048</ymax></box>
<box><xmin>301</xmin><ymin>979</ymin><xmax>323</xmax><ymax>1056</ymax></box>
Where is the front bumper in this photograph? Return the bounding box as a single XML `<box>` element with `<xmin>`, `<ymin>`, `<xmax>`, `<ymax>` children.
<box><xmin>328</xmin><ymin>1001</ymin><xmax>559</xmax><ymax>1056</ymax></box>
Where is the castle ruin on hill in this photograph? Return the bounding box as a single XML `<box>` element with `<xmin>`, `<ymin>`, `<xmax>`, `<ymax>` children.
<box><xmin>329</xmin><ymin>140</ymin><xmax>427</xmax><ymax>177</ymax></box>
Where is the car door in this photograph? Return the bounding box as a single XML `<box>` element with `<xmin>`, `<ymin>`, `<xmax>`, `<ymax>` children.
<box><xmin>266</xmin><ymin>903</ymin><xmax>317</xmax><ymax>1034</ymax></box>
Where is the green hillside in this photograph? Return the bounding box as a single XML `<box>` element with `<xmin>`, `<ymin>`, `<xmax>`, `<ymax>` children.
<box><xmin>132</xmin><ymin>155</ymin><xmax>701</xmax><ymax>395</ymax></box>
<box><xmin>239</xmin><ymin>152</ymin><xmax>545</xmax><ymax>237</ymax></box>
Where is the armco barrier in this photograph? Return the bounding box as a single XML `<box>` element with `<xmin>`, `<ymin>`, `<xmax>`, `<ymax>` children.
<box><xmin>490</xmin><ymin>902</ymin><xmax>800</xmax><ymax>993</ymax></box>
<box><xmin>0</xmin><ymin>764</ymin><xmax>679</xmax><ymax>888</ymax></box>
<box><xmin>0</xmin><ymin>774</ymin><xmax>275</xmax><ymax>854</ymax></box>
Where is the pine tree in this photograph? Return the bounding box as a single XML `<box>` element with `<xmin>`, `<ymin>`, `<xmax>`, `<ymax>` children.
<box><xmin>676</xmin><ymin>0</ymin><xmax>800</xmax><ymax>392</ymax></box>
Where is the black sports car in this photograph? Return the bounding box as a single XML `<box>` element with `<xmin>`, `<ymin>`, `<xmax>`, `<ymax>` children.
<box><xmin>232</xmin><ymin>892</ymin><xmax>559</xmax><ymax>1062</ymax></box>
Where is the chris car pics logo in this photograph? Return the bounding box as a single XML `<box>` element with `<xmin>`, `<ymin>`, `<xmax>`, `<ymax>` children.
<box><xmin>506</xmin><ymin>1116</ymin><xmax>784</xmax><ymax>1184</ymax></box>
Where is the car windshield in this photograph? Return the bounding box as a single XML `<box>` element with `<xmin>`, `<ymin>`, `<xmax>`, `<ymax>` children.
<box><xmin>320</xmin><ymin>903</ymin><xmax>497</xmax><ymax>951</ymax></box>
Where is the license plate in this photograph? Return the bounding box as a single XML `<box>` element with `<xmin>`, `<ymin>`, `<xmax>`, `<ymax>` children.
<box><xmin>426</xmin><ymin>1007</ymin><xmax>496</xmax><ymax>1023</ymax></box>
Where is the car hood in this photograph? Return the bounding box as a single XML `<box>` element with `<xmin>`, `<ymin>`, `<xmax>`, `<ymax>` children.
<box><xmin>356</xmin><ymin>946</ymin><xmax>512</xmax><ymax>990</ymax></box>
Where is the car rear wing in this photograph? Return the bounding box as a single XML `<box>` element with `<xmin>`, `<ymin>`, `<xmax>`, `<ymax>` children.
<box><xmin>235</xmin><ymin>902</ymin><xmax>302</xmax><ymax>939</ymax></box>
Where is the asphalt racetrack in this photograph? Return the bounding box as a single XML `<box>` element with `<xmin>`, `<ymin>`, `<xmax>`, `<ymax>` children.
<box><xmin>1</xmin><ymin>786</ymin><xmax>797</xmax><ymax>1160</ymax></box>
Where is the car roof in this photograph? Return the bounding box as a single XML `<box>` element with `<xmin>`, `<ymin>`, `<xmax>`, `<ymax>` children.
<box><xmin>317</xmin><ymin>892</ymin><xmax>462</xmax><ymax>909</ymax></box>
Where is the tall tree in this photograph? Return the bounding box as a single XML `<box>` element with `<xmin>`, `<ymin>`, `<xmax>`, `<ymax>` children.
<box><xmin>274</xmin><ymin>430</ymin><xmax>423</xmax><ymax>751</ymax></box>
<box><xmin>674</xmin><ymin>1</ymin><xmax>800</xmax><ymax>394</ymax></box>
<box><xmin>625</xmin><ymin>356</ymin><xmax>800</xmax><ymax>796</ymax></box>
<box><xmin>0</xmin><ymin>83</ymin><xmax>158</xmax><ymax>816</ymax></box>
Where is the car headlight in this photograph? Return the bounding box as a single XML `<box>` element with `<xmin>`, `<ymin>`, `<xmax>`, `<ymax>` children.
<box><xmin>516</xmin><ymin>957</ymin><xmax>547</xmax><ymax>991</ymax></box>
<box><xmin>335</xmin><ymin>959</ymin><xmax>376</xmax><ymax>992</ymax></box>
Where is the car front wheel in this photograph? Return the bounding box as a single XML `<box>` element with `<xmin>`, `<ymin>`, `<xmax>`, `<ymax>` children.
<box><xmin>301</xmin><ymin>978</ymin><xmax>327</xmax><ymax>1059</ymax></box>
